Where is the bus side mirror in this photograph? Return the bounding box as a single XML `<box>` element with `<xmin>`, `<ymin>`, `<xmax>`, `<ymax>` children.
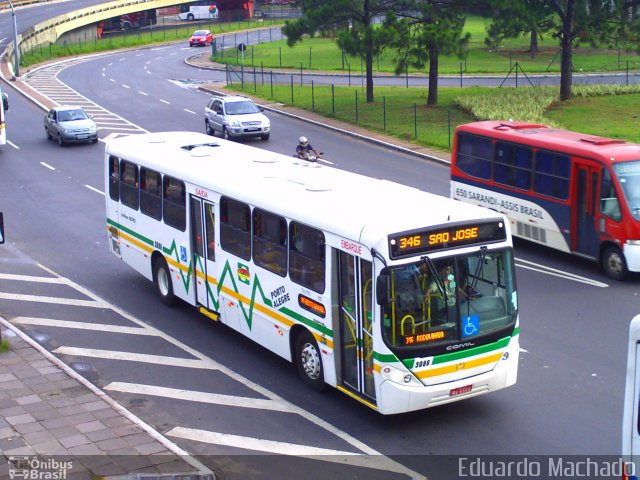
<box><xmin>0</xmin><ymin>212</ymin><xmax>5</xmax><ymax>245</ymax></box>
<box><xmin>376</xmin><ymin>273</ymin><xmax>390</xmax><ymax>306</ymax></box>
<box><xmin>2</xmin><ymin>93</ymin><xmax>8</xmax><ymax>112</ymax></box>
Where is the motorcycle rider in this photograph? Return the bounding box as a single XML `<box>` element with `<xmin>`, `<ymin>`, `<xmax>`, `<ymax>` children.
<box><xmin>296</xmin><ymin>136</ymin><xmax>322</xmax><ymax>161</ymax></box>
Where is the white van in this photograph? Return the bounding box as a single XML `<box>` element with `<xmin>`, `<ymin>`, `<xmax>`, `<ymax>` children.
<box><xmin>178</xmin><ymin>6</ymin><xmax>219</xmax><ymax>21</ymax></box>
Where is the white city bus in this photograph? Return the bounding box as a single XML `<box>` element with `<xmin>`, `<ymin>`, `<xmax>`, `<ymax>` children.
<box><xmin>104</xmin><ymin>131</ymin><xmax>520</xmax><ymax>414</ymax></box>
<box><xmin>0</xmin><ymin>90</ymin><xmax>9</xmax><ymax>146</ymax></box>
<box><xmin>623</xmin><ymin>315</ymin><xmax>640</xmax><ymax>459</ymax></box>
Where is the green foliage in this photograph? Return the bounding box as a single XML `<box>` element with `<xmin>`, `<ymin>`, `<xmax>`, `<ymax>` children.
<box><xmin>0</xmin><ymin>338</ymin><xmax>10</xmax><ymax>353</ymax></box>
<box><xmin>454</xmin><ymin>87</ymin><xmax>559</xmax><ymax>125</ymax></box>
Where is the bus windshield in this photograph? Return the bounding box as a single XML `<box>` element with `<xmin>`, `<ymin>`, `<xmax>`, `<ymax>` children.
<box><xmin>614</xmin><ymin>160</ymin><xmax>640</xmax><ymax>221</ymax></box>
<box><xmin>381</xmin><ymin>248</ymin><xmax>517</xmax><ymax>353</ymax></box>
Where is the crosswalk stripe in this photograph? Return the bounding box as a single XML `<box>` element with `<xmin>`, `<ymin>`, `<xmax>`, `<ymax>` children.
<box><xmin>104</xmin><ymin>382</ymin><xmax>295</xmax><ymax>412</ymax></box>
<box><xmin>0</xmin><ymin>292</ymin><xmax>107</xmax><ymax>307</ymax></box>
<box><xmin>53</xmin><ymin>347</ymin><xmax>218</xmax><ymax>369</ymax></box>
<box><xmin>0</xmin><ymin>273</ymin><xmax>64</xmax><ymax>283</ymax></box>
<box><xmin>12</xmin><ymin>317</ymin><xmax>158</xmax><ymax>336</ymax></box>
<box><xmin>167</xmin><ymin>426</ymin><xmax>357</xmax><ymax>456</ymax></box>
<box><xmin>166</xmin><ymin>427</ymin><xmax>423</xmax><ymax>477</ymax></box>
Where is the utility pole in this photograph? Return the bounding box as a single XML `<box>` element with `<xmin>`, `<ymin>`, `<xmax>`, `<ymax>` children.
<box><xmin>7</xmin><ymin>0</ymin><xmax>19</xmax><ymax>77</ymax></box>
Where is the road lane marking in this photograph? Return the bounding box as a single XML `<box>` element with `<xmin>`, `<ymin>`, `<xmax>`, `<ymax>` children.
<box><xmin>514</xmin><ymin>257</ymin><xmax>608</xmax><ymax>287</ymax></box>
<box><xmin>53</xmin><ymin>347</ymin><xmax>218</xmax><ymax>369</ymax></box>
<box><xmin>12</xmin><ymin>317</ymin><xmax>158</xmax><ymax>335</ymax></box>
<box><xmin>105</xmin><ymin>382</ymin><xmax>295</xmax><ymax>412</ymax></box>
<box><xmin>0</xmin><ymin>273</ymin><xmax>65</xmax><ymax>283</ymax></box>
<box><xmin>0</xmin><ymin>292</ymin><xmax>107</xmax><ymax>307</ymax></box>
<box><xmin>159</xmin><ymin>99</ymin><xmax>170</xmax><ymax>104</ymax></box>
<box><xmin>40</xmin><ymin>162</ymin><xmax>55</xmax><ymax>170</ymax></box>
<box><xmin>166</xmin><ymin>427</ymin><xmax>424</xmax><ymax>478</ymax></box>
<box><xmin>85</xmin><ymin>184</ymin><xmax>104</xmax><ymax>195</ymax></box>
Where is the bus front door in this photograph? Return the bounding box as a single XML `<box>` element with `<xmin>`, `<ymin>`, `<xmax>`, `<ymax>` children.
<box><xmin>575</xmin><ymin>163</ymin><xmax>600</xmax><ymax>259</ymax></box>
<box><xmin>337</xmin><ymin>251</ymin><xmax>376</xmax><ymax>404</ymax></box>
<box><xmin>190</xmin><ymin>196</ymin><xmax>217</xmax><ymax>310</ymax></box>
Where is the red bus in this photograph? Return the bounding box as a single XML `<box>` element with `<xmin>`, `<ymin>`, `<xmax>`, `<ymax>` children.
<box><xmin>451</xmin><ymin>121</ymin><xmax>640</xmax><ymax>280</ymax></box>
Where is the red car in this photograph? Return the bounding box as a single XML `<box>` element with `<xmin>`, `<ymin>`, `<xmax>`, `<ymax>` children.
<box><xmin>189</xmin><ymin>30</ymin><xmax>213</xmax><ymax>47</ymax></box>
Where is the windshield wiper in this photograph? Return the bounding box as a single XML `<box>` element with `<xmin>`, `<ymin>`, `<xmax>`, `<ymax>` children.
<box><xmin>470</xmin><ymin>246</ymin><xmax>488</xmax><ymax>291</ymax></box>
<box><xmin>421</xmin><ymin>256</ymin><xmax>449</xmax><ymax>303</ymax></box>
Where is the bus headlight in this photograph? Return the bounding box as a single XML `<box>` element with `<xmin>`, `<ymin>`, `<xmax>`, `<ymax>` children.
<box><xmin>381</xmin><ymin>365</ymin><xmax>418</xmax><ymax>385</ymax></box>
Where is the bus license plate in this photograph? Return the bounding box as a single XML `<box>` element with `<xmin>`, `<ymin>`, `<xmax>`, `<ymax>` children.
<box><xmin>450</xmin><ymin>385</ymin><xmax>472</xmax><ymax>396</ymax></box>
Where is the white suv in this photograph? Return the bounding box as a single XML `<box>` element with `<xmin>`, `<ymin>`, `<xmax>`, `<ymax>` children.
<box><xmin>204</xmin><ymin>95</ymin><xmax>270</xmax><ymax>141</ymax></box>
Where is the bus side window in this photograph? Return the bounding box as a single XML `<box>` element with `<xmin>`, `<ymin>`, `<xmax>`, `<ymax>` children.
<box><xmin>533</xmin><ymin>151</ymin><xmax>570</xmax><ymax>200</ymax></box>
<box><xmin>456</xmin><ymin>134</ymin><xmax>493</xmax><ymax>180</ymax></box>
<box><xmin>220</xmin><ymin>196</ymin><xmax>251</xmax><ymax>260</ymax></box>
<box><xmin>163</xmin><ymin>176</ymin><xmax>186</xmax><ymax>231</ymax></box>
<box><xmin>108</xmin><ymin>155</ymin><xmax>119</xmax><ymax>201</ymax></box>
<box><xmin>140</xmin><ymin>168</ymin><xmax>162</xmax><ymax>221</ymax></box>
<box><xmin>494</xmin><ymin>142</ymin><xmax>532</xmax><ymax>190</ymax></box>
<box><xmin>289</xmin><ymin>221</ymin><xmax>325</xmax><ymax>293</ymax></box>
<box><xmin>600</xmin><ymin>168</ymin><xmax>622</xmax><ymax>221</ymax></box>
<box><xmin>253</xmin><ymin>208</ymin><xmax>287</xmax><ymax>277</ymax></box>
<box><xmin>120</xmin><ymin>160</ymin><xmax>139</xmax><ymax>210</ymax></box>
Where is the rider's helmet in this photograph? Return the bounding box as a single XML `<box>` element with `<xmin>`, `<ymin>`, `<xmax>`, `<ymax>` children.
<box><xmin>299</xmin><ymin>136</ymin><xmax>308</xmax><ymax>146</ymax></box>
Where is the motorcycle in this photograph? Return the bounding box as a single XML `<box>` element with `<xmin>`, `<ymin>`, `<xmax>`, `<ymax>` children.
<box><xmin>294</xmin><ymin>151</ymin><xmax>324</xmax><ymax>163</ymax></box>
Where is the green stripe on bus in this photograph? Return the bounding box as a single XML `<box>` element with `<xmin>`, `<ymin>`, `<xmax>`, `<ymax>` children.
<box><xmin>107</xmin><ymin>218</ymin><xmax>154</xmax><ymax>246</ymax></box>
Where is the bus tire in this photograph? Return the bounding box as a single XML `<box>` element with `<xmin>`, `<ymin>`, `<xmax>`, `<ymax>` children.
<box><xmin>602</xmin><ymin>245</ymin><xmax>628</xmax><ymax>281</ymax></box>
<box><xmin>154</xmin><ymin>258</ymin><xmax>176</xmax><ymax>306</ymax></box>
<box><xmin>187</xmin><ymin>13</ymin><xmax>194</xmax><ymax>21</ymax></box>
<box><xmin>295</xmin><ymin>330</ymin><xmax>326</xmax><ymax>392</ymax></box>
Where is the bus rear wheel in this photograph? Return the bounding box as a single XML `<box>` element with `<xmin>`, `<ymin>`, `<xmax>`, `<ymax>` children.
<box><xmin>295</xmin><ymin>331</ymin><xmax>326</xmax><ymax>392</ymax></box>
<box><xmin>602</xmin><ymin>245</ymin><xmax>628</xmax><ymax>281</ymax></box>
<box><xmin>154</xmin><ymin>258</ymin><xmax>176</xmax><ymax>305</ymax></box>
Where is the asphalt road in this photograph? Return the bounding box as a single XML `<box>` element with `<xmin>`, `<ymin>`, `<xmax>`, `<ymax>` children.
<box><xmin>0</xmin><ymin>3</ymin><xmax>639</xmax><ymax>479</ymax></box>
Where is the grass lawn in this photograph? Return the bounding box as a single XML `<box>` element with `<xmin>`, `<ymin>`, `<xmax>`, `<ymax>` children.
<box><xmin>215</xmin><ymin>15</ymin><xmax>640</xmax><ymax>75</ymax></box>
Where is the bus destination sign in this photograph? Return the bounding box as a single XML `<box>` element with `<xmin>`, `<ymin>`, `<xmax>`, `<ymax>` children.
<box><xmin>388</xmin><ymin>220</ymin><xmax>506</xmax><ymax>259</ymax></box>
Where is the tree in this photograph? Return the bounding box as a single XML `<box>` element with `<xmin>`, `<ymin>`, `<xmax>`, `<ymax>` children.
<box><xmin>282</xmin><ymin>0</ymin><xmax>397</xmax><ymax>102</ymax></box>
<box><xmin>548</xmin><ymin>0</ymin><xmax>626</xmax><ymax>100</ymax></box>
<box><xmin>484</xmin><ymin>0</ymin><xmax>555</xmax><ymax>58</ymax></box>
<box><xmin>386</xmin><ymin>1</ymin><xmax>470</xmax><ymax>106</ymax></box>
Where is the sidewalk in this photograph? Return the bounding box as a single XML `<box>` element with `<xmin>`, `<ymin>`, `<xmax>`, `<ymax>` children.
<box><xmin>0</xmin><ymin>319</ymin><xmax>212</xmax><ymax>479</ymax></box>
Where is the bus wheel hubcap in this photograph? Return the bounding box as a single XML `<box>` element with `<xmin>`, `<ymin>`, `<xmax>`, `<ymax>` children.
<box><xmin>158</xmin><ymin>268</ymin><xmax>169</xmax><ymax>295</ymax></box>
<box><xmin>301</xmin><ymin>344</ymin><xmax>320</xmax><ymax>380</ymax></box>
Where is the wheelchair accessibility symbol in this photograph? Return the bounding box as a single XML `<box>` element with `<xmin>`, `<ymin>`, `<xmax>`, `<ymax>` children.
<box><xmin>462</xmin><ymin>315</ymin><xmax>479</xmax><ymax>338</ymax></box>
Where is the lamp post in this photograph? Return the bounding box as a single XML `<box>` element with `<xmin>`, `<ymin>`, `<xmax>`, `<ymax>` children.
<box><xmin>6</xmin><ymin>0</ymin><xmax>19</xmax><ymax>77</ymax></box>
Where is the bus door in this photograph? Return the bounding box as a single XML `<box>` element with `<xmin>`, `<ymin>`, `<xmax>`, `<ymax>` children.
<box><xmin>190</xmin><ymin>196</ymin><xmax>217</xmax><ymax>309</ymax></box>
<box><xmin>337</xmin><ymin>251</ymin><xmax>376</xmax><ymax>403</ymax></box>
<box><xmin>574</xmin><ymin>162</ymin><xmax>600</xmax><ymax>258</ymax></box>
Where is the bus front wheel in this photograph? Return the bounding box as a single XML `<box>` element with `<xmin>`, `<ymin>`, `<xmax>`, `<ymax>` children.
<box><xmin>295</xmin><ymin>331</ymin><xmax>326</xmax><ymax>392</ymax></box>
<box><xmin>154</xmin><ymin>258</ymin><xmax>176</xmax><ymax>305</ymax></box>
<box><xmin>602</xmin><ymin>246</ymin><xmax>628</xmax><ymax>281</ymax></box>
